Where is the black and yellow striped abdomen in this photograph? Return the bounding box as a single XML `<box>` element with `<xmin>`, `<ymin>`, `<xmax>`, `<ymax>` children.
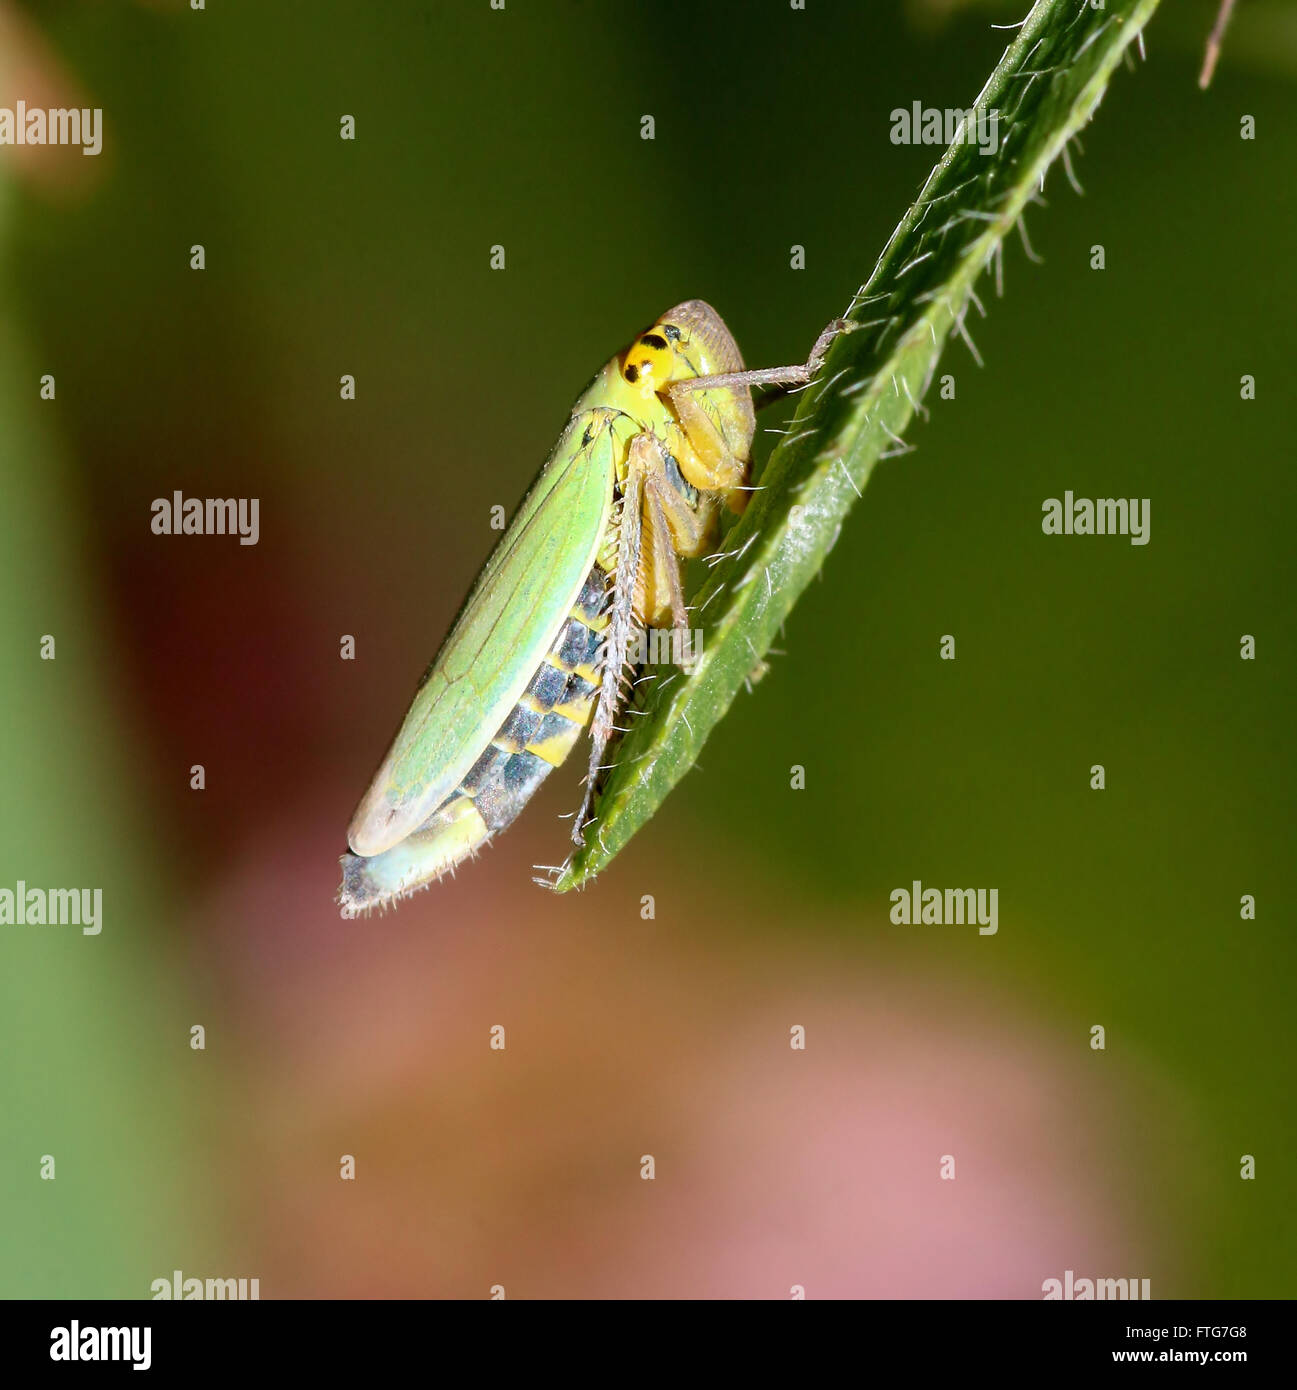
<box><xmin>339</xmin><ymin>565</ymin><xmax>608</xmax><ymax>908</ymax></box>
<box><xmin>460</xmin><ymin>565</ymin><xmax>607</xmax><ymax>834</ymax></box>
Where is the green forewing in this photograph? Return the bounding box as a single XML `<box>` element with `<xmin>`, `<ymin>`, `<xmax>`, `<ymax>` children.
<box><xmin>348</xmin><ymin>407</ymin><xmax>627</xmax><ymax>855</ymax></box>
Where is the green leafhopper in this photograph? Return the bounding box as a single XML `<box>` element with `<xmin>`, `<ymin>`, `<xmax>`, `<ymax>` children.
<box><xmin>339</xmin><ymin>301</ymin><xmax>845</xmax><ymax>913</ymax></box>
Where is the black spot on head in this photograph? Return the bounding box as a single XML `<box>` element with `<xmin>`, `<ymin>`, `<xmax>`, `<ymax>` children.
<box><xmin>624</xmin><ymin>364</ymin><xmax>639</xmax><ymax>383</ymax></box>
<box><xmin>661</xmin><ymin>323</ymin><xmax>681</xmax><ymax>342</ymax></box>
<box><xmin>640</xmin><ymin>332</ymin><xmax>668</xmax><ymax>351</ymax></box>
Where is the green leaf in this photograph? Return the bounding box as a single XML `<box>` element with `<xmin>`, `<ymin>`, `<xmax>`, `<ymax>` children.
<box><xmin>556</xmin><ymin>0</ymin><xmax>1163</xmax><ymax>891</ymax></box>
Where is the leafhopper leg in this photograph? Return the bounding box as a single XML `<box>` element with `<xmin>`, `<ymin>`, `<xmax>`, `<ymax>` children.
<box><xmin>662</xmin><ymin>321</ymin><xmax>855</xmax><ymax>514</ymax></box>
<box><xmin>573</xmin><ymin>448</ymin><xmax>646</xmax><ymax>846</ymax></box>
<box><xmin>675</xmin><ymin>317</ymin><xmax>855</xmax><ymax>402</ymax></box>
<box><xmin>640</xmin><ymin>449</ymin><xmax>718</xmax><ymax>673</ymax></box>
<box><xmin>644</xmin><ymin>482</ymin><xmax>689</xmax><ymax>636</ymax></box>
<box><xmin>572</xmin><ymin>424</ymin><xmax>718</xmax><ymax>845</ymax></box>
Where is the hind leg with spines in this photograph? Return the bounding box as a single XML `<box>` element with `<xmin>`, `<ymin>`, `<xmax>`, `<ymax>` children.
<box><xmin>572</xmin><ymin>430</ymin><xmax>707</xmax><ymax>844</ymax></box>
<box><xmin>573</xmin><ymin>443</ymin><xmax>643</xmax><ymax>845</ymax></box>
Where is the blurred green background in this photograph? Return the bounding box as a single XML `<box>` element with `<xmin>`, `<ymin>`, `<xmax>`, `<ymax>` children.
<box><xmin>1</xmin><ymin>0</ymin><xmax>1292</xmax><ymax>1298</ymax></box>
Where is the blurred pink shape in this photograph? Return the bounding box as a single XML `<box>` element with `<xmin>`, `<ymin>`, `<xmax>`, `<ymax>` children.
<box><xmin>190</xmin><ymin>794</ymin><xmax>1177</xmax><ymax>1299</ymax></box>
